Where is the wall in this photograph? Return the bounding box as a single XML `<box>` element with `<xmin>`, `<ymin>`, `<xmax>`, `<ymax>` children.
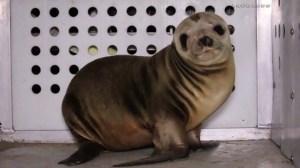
<box><xmin>271</xmin><ymin>0</ymin><xmax>300</xmax><ymax>167</ymax></box>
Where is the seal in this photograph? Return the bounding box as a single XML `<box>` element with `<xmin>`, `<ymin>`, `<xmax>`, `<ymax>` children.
<box><xmin>58</xmin><ymin>12</ymin><xmax>235</xmax><ymax>167</ymax></box>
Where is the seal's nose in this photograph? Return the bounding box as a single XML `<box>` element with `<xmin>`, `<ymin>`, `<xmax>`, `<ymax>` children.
<box><xmin>198</xmin><ymin>36</ymin><xmax>214</xmax><ymax>47</ymax></box>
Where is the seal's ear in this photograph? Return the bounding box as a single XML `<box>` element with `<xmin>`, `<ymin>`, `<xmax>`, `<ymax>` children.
<box><xmin>180</xmin><ymin>33</ymin><xmax>188</xmax><ymax>51</ymax></box>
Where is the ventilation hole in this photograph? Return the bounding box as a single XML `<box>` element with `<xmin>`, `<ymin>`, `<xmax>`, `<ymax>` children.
<box><xmin>69</xmin><ymin>26</ymin><xmax>79</xmax><ymax>36</ymax></box>
<box><xmin>88</xmin><ymin>26</ymin><xmax>98</xmax><ymax>36</ymax></box>
<box><xmin>225</xmin><ymin>6</ymin><xmax>235</xmax><ymax>16</ymax></box>
<box><xmin>31</xmin><ymin>65</ymin><xmax>41</xmax><ymax>75</ymax></box>
<box><xmin>50</xmin><ymin>46</ymin><xmax>60</xmax><ymax>56</ymax></box>
<box><xmin>127</xmin><ymin>45</ymin><xmax>137</xmax><ymax>55</ymax></box>
<box><xmin>69</xmin><ymin>46</ymin><xmax>79</xmax><ymax>55</ymax></box>
<box><xmin>107</xmin><ymin>6</ymin><xmax>117</xmax><ymax>16</ymax></box>
<box><xmin>185</xmin><ymin>6</ymin><xmax>196</xmax><ymax>15</ymax></box>
<box><xmin>108</xmin><ymin>26</ymin><xmax>117</xmax><ymax>36</ymax></box>
<box><xmin>146</xmin><ymin>6</ymin><xmax>156</xmax><ymax>16</ymax></box>
<box><xmin>166</xmin><ymin>25</ymin><xmax>176</xmax><ymax>35</ymax></box>
<box><xmin>283</xmin><ymin>24</ymin><xmax>285</xmax><ymax>38</ymax></box>
<box><xmin>232</xmin><ymin>45</ymin><xmax>235</xmax><ymax>52</ymax></box>
<box><xmin>147</xmin><ymin>25</ymin><xmax>156</xmax><ymax>35</ymax></box>
<box><xmin>69</xmin><ymin>65</ymin><xmax>79</xmax><ymax>74</ymax></box>
<box><xmin>279</xmin><ymin>56</ymin><xmax>281</xmax><ymax>70</ymax></box>
<box><xmin>228</xmin><ymin>25</ymin><xmax>235</xmax><ymax>35</ymax></box>
<box><xmin>50</xmin><ymin>7</ymin><xmax>59</xmax><ymax>17</ymax></box>
<box><xmin>107</xmin><ymin>45</ymin><xmax>118</xmax><ymax>55</ymax></box>
<box><xmin>32</xmin><ymin>84</ymin><xmax>41</xmax><ymax>94</ymax></box>
<box><xmin>298</xmin><ymin>23</ymin><xmax>300</xmax><ymax>39</ymax></box>
<box><xmin>88</xmin><ymin>7</ymin><xmax>98</xmax><ymax>17</ymax></box>
<box><xmin>69</xmin><ymin>7</ymin><xmax>78</xmax><ymax>17</ymax></box>
<box><xmin>147</xmin><ymin>45</ymin><xmax>157</xmax><ymax>55</ymax></box>
<box><xmin>51</xmin><ymin>84</ymin><xmax>60</xmax><ymax>94</ymax></box>
<box><xmin>278</xmin><ymin>24</ymin><xmax>281</xmax><ymax>38</ymax></box>
<box><xmin>127</xmin><ymin>26</ymin><xmax>137</xmax><ymax>36</ymax></box>
<box><xmin>275</xmin><ymin>25</ymin><xmax>277</xmax><ymax>38</ymax></box>
<box><xmin>88</xmin><ymin>45</ymin><xmax>98</xmax><ymax>55</ymax></box>
<box><xmin>31</xmin><ymin>8</ymin><xmax>40</xmax><ymax>18</ymax></box>
<box><xmin>290</xmin><ymin>28</ymin><xmax>294</xmax><ymax>36</ymax></box>
<box><xmin>205</xmin><ymin>6</ymin><xmax>215</xmax><ymax>13</ymax></box>
<box><xmin>50</xmin><ymin>27</ymin><xmax>59</xmax><ymax>36</ymax></box>
<box><xmin>278</xmin><ymin>0</ymin><xmax>280</xmax><ymax>7</ymax></box>
<box><xmin>50</xmin><ymin>65</ymin><xmax>60</xmax><ymax>75</ymax></box>
<box><xmin>127</xmin><ymin>6</ymin><xmax>137</xmax><ymax>16</ymax></box>
<box><xmin>166</xmin><ymin>6</ymin><xmax>176</xmax><ymax>16</ymax></box>
<box><xmin>31</xmin><ymin>46</ymin><xmax>41</xmax><ymax>56</ymax></box>
<box><xmin>31</xmin><ymin>27</ymin><xmax>40</xmax><ymax>37</ymax></box>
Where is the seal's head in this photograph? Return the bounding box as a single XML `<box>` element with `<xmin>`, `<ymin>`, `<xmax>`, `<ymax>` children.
<box><xmin>173</xmin><ymin>12</ymin><xmax>233</xmax><ymax>67</ymax></box>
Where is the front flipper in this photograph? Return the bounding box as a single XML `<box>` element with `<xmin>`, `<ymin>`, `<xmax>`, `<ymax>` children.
<box><xmin>114</xmin><ymin>116</ymin><xmax>189</xmax><ymax>167</ymax></box>
<box><xmin>187</xmin><ymin>125</ymin><xmax>219</xmax><ymax>151</ymax></box>
<box><xmin>58</xmin><ymin>142</ymin><xmax>104</xmax><ymax>166</ymax></box>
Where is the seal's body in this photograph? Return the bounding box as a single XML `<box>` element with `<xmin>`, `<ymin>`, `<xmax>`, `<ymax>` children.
<box><xmin>59</xmin><ymin>12</ymin><xmax>235</xmax><ymax>166</ymax></box>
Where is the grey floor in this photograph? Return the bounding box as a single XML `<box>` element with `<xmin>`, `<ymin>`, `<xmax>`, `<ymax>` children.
<box><xmin>0</xmin><ymin>140</ymin><xmax>295</xmax><ymax>168</ymax></box>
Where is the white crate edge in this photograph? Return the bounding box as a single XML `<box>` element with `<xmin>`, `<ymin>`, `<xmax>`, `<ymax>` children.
<box><xmin>0</xmin><ymin>128</ymin><xmax>270</xmax><ymax>143</ymax></box>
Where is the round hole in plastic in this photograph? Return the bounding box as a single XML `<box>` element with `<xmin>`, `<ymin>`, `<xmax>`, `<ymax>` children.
<box><xmin>185</xmin><ymin>6</ymin><xmax>195</xmax><ymax>15</ymax></box>
<box><xmin>146</xmin><ymin>6</ymin><xmax>156</xmax><ymax>16</ymax></box>
<box><xmin>32</xmin><ymin>84</ymin><xmax>41</xmax><ymax>94</ymax></box>
<box><xmin>69</xmin><ymin>7</ymin><xmax>78</xmax><ymax>17</ymax></box>
<box><xmin>51</xmin><ymin>84</ymin><xmax>60</xmax><ymax>94</ymax></box>
<box><xmin>31</xmin><ymin>46</ymin><xmax>41</xmax><ymax>56</ymax></box>
<box><xmin>31</xmin><ymin>8</ymin><xmax>40</xmax><ymax>18</ymax></box>
<box><xmin>147</xmin><ymin>25</ymin><xmax>156</xmax><ymax>35</ymax></box>
<box><xmin>166</xmin><ymin>25</ymin><xmax>176</xmax><ymax>35</ymax></box>
<box><xmin>50</xmin><ymin>26</ymin><xmax>59</xmax><ymax>36</ymax></box>
<box><xmin>290</xmin><ymin>28</ymin><xmax>294</xmax><ymax>36</ymax></box>
<box><xmin>205</xmin><ymin>6</ymin><xmax>215</xmax><ymax>13</ymax></box>
<box><xmin>31</xmin><ymin>27</ymin><xmax>40</xmax><ymax>37</ymax></box>
<box><xmin>107</xmin><ymin>45</ymin><xmax>118</xmax><ymax>55</ymax></box>
<box><xmin>31</xmin><ymin>65</ymin><xmax>41</xmax><ymax>75</ymax></box>
<box><xmin>69</xmin><ymin>46</ymin><xmax>79</xmax><ymax>55</ymax></box>
<box><xmin>232</xmin><ymin>45</ymin><xmax>235</xmax><ymax>52</ymax></box>
<box><xmin>50</xmin><ymin>65</ymin><xmax>60</xmax><ymax>75</ymax></box>
<box><xmin>127</xmin><ymin>26</ymin><xmax>137</xmax><ymax>36</ymax></box>
<box><xmin>225</xmin><ymin>6</ymin><xmax>234</xmax><ymax>16</ymax></box>
<box><xmin>50</xmin><ymin>7</ymin><xmax>59</xmax><ymax>17</ymax></box>
<box><xmin>107</xmin><ymin>6</ymin><xmax>117</xmax><ymax>16</ymax></box>
<box><xmin>228</xmin><ymin>25</ymin><xmax>235</xmax><ymax>35</ymax></box>
<box><xmin>69</xmin><ymin>65</ymin><xmax>79</xmax><ymax>74</ymax></box>
<box><xmin>127</xmin><ymin>6</ymin><xmax>137</xmax><ymax>16</ymax></box>
<box><xmin>107</xmin><ymin>26</ymin><xmax>117</xmax><ymax>36</ymax></box>
<box><xmin>50</xmin><ymin>46</ymin><xmax>60</xmax><ymax>56</ymax></box>
<box><xmin>88</xmin><ymin>7</ymin><xmax>98</xmax><ymax>17</ymax></box>
<box><xmin>147</xmin><ymin>45</ymin><xmax>157</xmax><ymax>55</ymax></box>
<box><xmin>88</xmin><ymin>26</ymin><xmax>98</xmax><ymax>36</ymax></box>
<box><xmin>88</xmin><ymin>45</ymin><xmax>98</xmax><ymax>55</ymax></box>
<box><xmin>127</xmin><ymin>45</ymin><xmax>137</xmax><ymax>55</ymax></box>
<box><xmin>69</xmin><ymin>26</ymin><xmax>79</xmax><ymax>36</ymax></box>
<box><xmin>166</xmin><ymin>6</ymin><xmax>176</xmax><ymax>16</ymax></box>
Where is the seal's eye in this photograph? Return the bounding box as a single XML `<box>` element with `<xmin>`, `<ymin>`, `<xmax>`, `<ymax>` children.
<box><xmin>179</xmin><ymin>33</ymin><xmax>188</xmax><ymax>51</ymax></box>
<box><xmin>213</xmin><ymin>25</ymin><xmax>225</xmax><ymax>36</ymax></box>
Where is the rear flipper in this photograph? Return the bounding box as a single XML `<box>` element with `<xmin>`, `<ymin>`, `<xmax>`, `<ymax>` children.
<box><xmin>58</xmin><ymin>141</ymin><xmax>104</xmax><ymax>166</ymax></box>
<box><xmin>114</xmin><ymin>115</ymin><xmax>189</xmax><ymax>167</ymax></box>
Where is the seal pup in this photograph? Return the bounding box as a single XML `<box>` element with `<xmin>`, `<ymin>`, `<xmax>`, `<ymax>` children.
<box><xmin>59</xmin><ymin>12</ymin><xmax>235</xmax><ymax>166</ymax></box>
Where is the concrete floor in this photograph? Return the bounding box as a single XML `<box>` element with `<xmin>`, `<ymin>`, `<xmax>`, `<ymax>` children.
<box><xmin>0</xmin><ymin>140</ymin><xmax>295</xmax><ymax>168</ymax></box>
